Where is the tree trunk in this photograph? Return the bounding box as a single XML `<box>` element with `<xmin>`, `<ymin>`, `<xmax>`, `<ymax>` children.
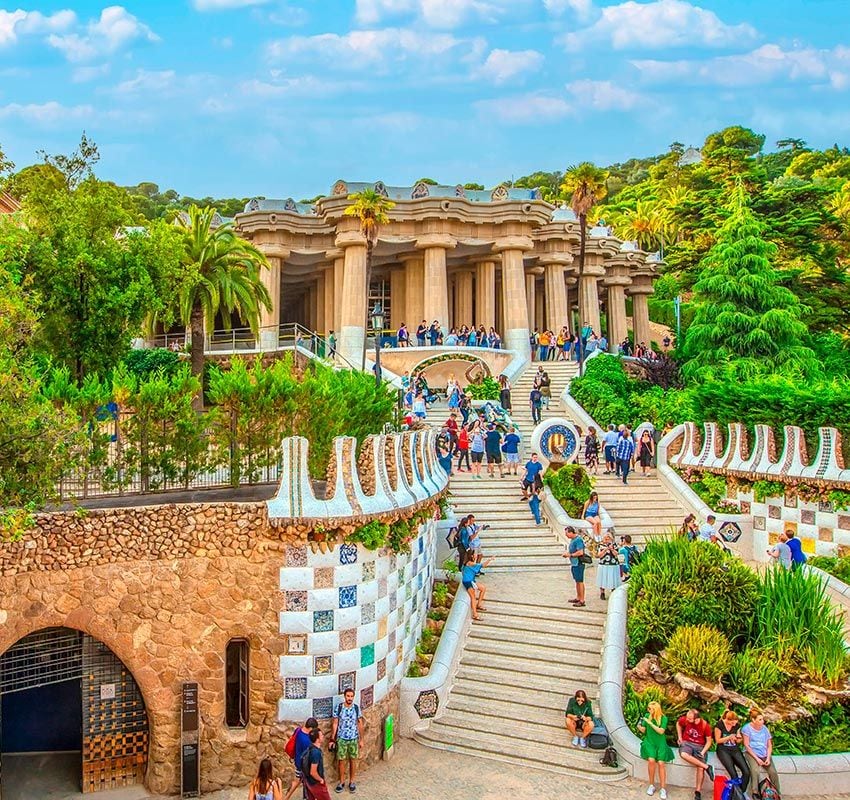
<box><xmin>190</xmin><ymin>304</ymin><xmax>206</xmax><ymax>410</ymax></box>
<box><xmin>578</xmin><ymin>213</ymin><xmax>587</xmax><ymax>376</ymax></box>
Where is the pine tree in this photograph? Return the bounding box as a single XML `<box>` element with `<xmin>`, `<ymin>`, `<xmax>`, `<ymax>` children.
<box><xmin>681</xmin><ymin>186</ymin><xmax>820</xmax><ymax>381</ymax></box>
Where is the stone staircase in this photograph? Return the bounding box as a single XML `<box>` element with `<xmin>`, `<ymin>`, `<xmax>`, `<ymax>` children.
<box><xmin>509</xmin><ymin>359</ymin><xmax>579</xmax><ymax>453</ymax></box>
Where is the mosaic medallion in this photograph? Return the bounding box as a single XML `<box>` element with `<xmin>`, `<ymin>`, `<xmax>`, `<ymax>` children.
<box><xmin>414</xmin><ymin>689</ymin><xmax>439</xmax><ymax>719</ymax></box>
<box><xmin>285</xmin><ymin>677</ymin><xmax>307</xmax><ymax>699</ymax></box>
<box><xmin>339</xmin><ymin>628</ymin><xmax>357</xmax><ymax>650</ymax></box>
<box><xmin>361</xmin><ymin>643</ymin><xmax>375</xmax><ymax>668</ymax></box>
<box><xmin>285</xmin><ymin>546</ymin><xmax>308</xmax><ymax>568</ymax></box>
<box><xmin>313</xmin><ymin>609</ymin><xmax>334</xmax><ymax>633</ymax></box>
<box><xmin>362</xmin><ymin>561</ymin><xmax>376</xmax><ymax>581</ymax></box>
<box><xmin>362</xmin><ymin>602</ymin><xmax>376</xmax><ymax>624</ymax></box>
<box><xmin>538</xmin><ymin>423</ymin><xmax>578</xmax><ymax>462</ymax></box>
<box><xmin>360</xmin><ymin>685</ymin><xmax>374</xmax><ymax>710</ymax></box>
<box><xmin>314</xmin><ymin>655</ymin><xmax>333</xmax><ymax>675</ymax></box>
<box><xmin>718</xmin><ymin>521</ymin><xmax>742</xmax><ymax>543</ymax></box>
<box><xmin>285</xmin><ymin>590</ymin><xmax>308</xmax><ymax>612</ymax></box>
<box><xmin>338</xmin><ymin>671</ymin><xmax>356</xmax><ymax>694</ymax></box>
<box><xmin>313</xmin><ymin>697</ymin><xmax>334</xmax><ymax>719</ymax></box>
<box><xmin>339</xmin><ymin>585</ymin><xmax>357</xmax><ymax>609</ymax></box>
<box><xmin>314</xmin><ymin>567</ymin><xmax>335</xmax><ymax>589</ymax></box>
<box><xmin>340</xmin><ymin>543</ymin><xmax>358</xmax><ymax>565</ymax></box>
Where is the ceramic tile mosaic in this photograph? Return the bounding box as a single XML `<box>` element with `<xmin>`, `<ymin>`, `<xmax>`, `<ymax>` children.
<box><xmin>361</xmin><ymin>643</ymin><xmax>375</xmax><ymax>668</ymax></box>
<box><xmin>819</xmin><ymin>500</ymin><xmax>834</xmax><ymax>513</ymax></box>
<box><xmin>338</xmin><ymin>671</ymin><xmax>356</xmax><ymax>694</ymax></box>
<box><xmin>376</xmin><ymin>657</ymin><xmax>386</xmax><ymax>681</ymax></box>
<box><xmin>286</xmin><ymin>590</ymin><xmax>308</xmax><ymax>612</ymax></box>
<box><xmin>360</xmin><ymin>685</ymin><xmax>374</xmax><ymax>710</ymax></box>
<box><xmin>313</xmin><ymin>609</ymin><xmax>334</xmax><ymax>633</ymax></box>
<box><xmin>839</xmin><ymin>514</ymin><xmax>850</xmax><ymax>529</ymax></box>
<box><xmin>388</xmin><ymin>630</ymin><xmax>396</xmax><ymax>652</ymax></box>
<box><xmin>768</xmin><ymin>505</ymin><xmax>781</xmax><ymax>520</ymax></box>
<box><xmin>314</xmin><ymin>567</ymin><xmax>335</xmax><ymax>589</ymax></box>
<box><xmin>339</xmin><ymin>628</ymin><xmax>358</xmax><ymax>651</ymax></box>
<box><xmin>313</xmin><ymin>697</ymin><xmax>334</xmax><ymax>719</ymax></box>
<box><xmin>314</xmin><ymin>655</ymin><xmax>333</xmax><ymax>675</ymax></box>
<box><xmin>784</xmin><ymin>492</ymin><xmax>798</xmax><ymax>508</ymax></box>
<box><xmin>362</xmin><ymin>602</ymin><xmax>376</xmax><ymax>624</ymax></box>
<box><xmin>340</xmin><ymin>543</ymin><xmax>358</xmax><ymax>564</ymax></box>
<box><xmin>801</xmin><ymin>509</ymin><xmax>816</xmax><ymax>525</ymax></box>
<box><xmin>754</xmin><ymin>516</ymin><xmax>766</xmax><ymax>531</ymax></box>
<box><xmin>378</xmin><ymin>617</ymin><xmax>388</xmax><ymax>640</ymax></box>
<box><xmin>286</xmin><ymin>545</ymin><xmax>309</xmax><ymax>568</ymax></box>
<box><xmin>739</xmin><ymin>500</ymin><xmax>751</xmax><ymax>515</ymax></box>
<box><xmin>784</xmin><ymin>521</ymin><xmax>798</xmax><ymax>535</ymax></box>
<box><xmin>819</xmin><ymin>526</ymin><xmax>834</xmax><ymax>541</ymax></box>
<box><xmin>414</xmin><ymin>689</ymin><xmax>438</xmax><ymax>719</ymax></box>
<box><xmin>286</xmin><ymin>634</ymin><xmax>307</xmax><ymax>655</ymax></box>
<box><xmin>339</xmin><ymin>585</ymin><xmax>357</xmax><ymax>609</ymax></box>
<box><xmin>378</xmin><ymin>577</ymin><xmax>388</xmax><ymax>598</ymax></box>
<box><xmin>801</xmin><ymin>536</ymin><xmax>817</xmax><ymax>554</ymax></box>
<box><xmin>285</xmin><ymin>677</ymin><xmax>307</xmax><ymax>699</ymax></box>
<box><xmin>362</xmin><ymin>561</ymin><xmax>376</xmax><ymax>581</ymax></box>
<box><xmin>418</xmin><ymin>535</ymin><xmax>424</xmax><ymax>554</ymax></box>
<box><xmin>417</xmin><ymin>572</ymin><xmax>423</xmax><ymax>591</ymax></box>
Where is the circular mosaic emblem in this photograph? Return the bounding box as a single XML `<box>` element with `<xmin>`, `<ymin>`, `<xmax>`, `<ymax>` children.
<box><xmin>531</xmin><ymin>419</ymin><xmax>580</xmax><ymax>465</ymax></box>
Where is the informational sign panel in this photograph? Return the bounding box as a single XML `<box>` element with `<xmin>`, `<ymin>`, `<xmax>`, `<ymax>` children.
<box><xmin>181</xmin><ymin>682</ymin><xmax>200</xmax><ymax>798</ymax></box>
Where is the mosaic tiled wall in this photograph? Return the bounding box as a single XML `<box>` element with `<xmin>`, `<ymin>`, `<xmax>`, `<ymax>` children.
<box><xmin>277</xmin><ymin>520</ymin><xmax>436</xmax><ymax>722</ymax></box>
<box><xmin>745</xmin><ymin>492</ymin><xmax>850</xmax><ymax>560</ymax></box>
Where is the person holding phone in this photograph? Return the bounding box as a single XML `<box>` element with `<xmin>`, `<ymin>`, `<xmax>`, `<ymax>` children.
<box><xmin>565</xmin><ymin>689</ymin><xmax>594</xmax><ymax>748</ymax></box>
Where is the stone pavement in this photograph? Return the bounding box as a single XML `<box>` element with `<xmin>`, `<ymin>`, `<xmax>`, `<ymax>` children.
<box><xmin>179</xmin><ymin>739</ymin><xmax>850</xmax><ymax>800</ymax></box>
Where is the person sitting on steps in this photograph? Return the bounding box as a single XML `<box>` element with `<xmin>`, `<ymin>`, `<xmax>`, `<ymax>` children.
<box><xmin>565</xmin><ymin>689</ymin><xmax>594</xmax><ymax>748</ymax></box>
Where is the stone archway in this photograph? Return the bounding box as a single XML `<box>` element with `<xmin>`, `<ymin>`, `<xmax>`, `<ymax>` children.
<box><xmin>411</xmin><ymin>352</ymin><xmax>491</xmax><ymax>389</ymax></box>
<box><xmin>0</xmin><ymin>627</ymin><xmax>150</xmax><ymax>797</ymax></box>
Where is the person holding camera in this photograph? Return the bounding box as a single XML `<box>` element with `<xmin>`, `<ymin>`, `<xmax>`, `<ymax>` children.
<box><xmin>563</xmin><ymin>526</ymin><xmax>589</xmax><ymax>607</ymax></box>
<box><xmin>565</xmin><ymin>689</ymin><xmax>594</xmax><ymax>747</ymax></box>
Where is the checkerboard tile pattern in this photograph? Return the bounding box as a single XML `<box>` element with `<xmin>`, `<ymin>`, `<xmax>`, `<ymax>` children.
<box><xmin>278</xmin><ymin>520</ymin><xmax>436</xmax><ymax>721</ymax></box>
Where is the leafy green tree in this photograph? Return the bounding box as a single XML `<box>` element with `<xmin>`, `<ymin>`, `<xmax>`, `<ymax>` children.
<box><xmin>702</xmin><ymin>126</ymin><xmax>765</xmax><ymax>181</ymax></box>
<box><xmin>463</xmin><ymin>182</ymin><xmax>485</xmax><ymax>191</ymax></box>
<box><xmin>0</xmin><ymin>142</ymin><xmax>13</xmax><ymax>179</ymax></box>
<box><xmin>165</xmin><ymin>206</ymin><xmax>272</xmax><ymax>401</ymax></box>
<box><xmin>416</xmin><ymin>177</ymin><xmax>439</xmax><ymax>185</ymax></box>
<box><xmin>681</xmin><ymin>187</ymin><xmax>819</xmax><ymax>381</ymax></box>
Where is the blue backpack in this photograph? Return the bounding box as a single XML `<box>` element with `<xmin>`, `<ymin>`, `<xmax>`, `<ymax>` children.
<box><xmin>721</xmin><ymin>777</ymin><xmax>746</xmax><ymax>800</ymax></box>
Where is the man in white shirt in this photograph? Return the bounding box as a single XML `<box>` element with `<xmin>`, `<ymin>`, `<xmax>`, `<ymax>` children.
<box><xmin>602</xmin><ymin>424</ymin><xmax>620</xmax><ymax>474</ymax></box>
<box><xmin>697</xmin><ymin>515</ymin><xmax>717</xmax><ymax>542</ymax></box>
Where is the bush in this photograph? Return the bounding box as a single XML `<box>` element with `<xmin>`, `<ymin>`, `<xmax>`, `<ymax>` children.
<box><xmin>662</xmin><ymin>624</ymin><xmax>733</xmax><ymax>682</ymax></box>
<box><xmin>348</xmin><ymin>520</ymin><xmax>390</xmax><ymax>550</ymax></box>
<box><xmin>121</xmin><ymin>347</ymin><xmax>184</xmax><ymax>379</ymax></box>
<box><xmin>542</xmin><ymin>463</ymin><xmax>593</xmax><ymax>517</ymax></box>
<box><xmin>726</xmin><ymin>647</ymin><xmax>786</xmax><ymax>702</ymax></box>
<box><xmin>771</xmin><ymin>703</ymin><xmax>850</xmax><ymax>755</ymax></box>
<box><xmin>465</xmin><ymin>376</ymin><xmax>500</xmax><ymax>400</ymax></box>
<box><xmin>627</xmin><ymin>538</ymin><xmax>758</xmax><ymax>663</ymax></box>
<box><xmin>809</xmin><ymin>554</ymin><xmax>850</xmax><ymax>584</ymax></box>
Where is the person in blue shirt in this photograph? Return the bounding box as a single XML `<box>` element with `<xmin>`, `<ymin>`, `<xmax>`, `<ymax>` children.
<box><xmin>563</xmin><ymin>526</ymin><xmax>587</xmax><ymax>607</ymax></box>
<box><xmin>521</xmin><ymin>452</ymin><xmax>544</xmax><ymax>500</ymax></box>
<box><xmin>502</xmin><ymin>425</ymin><xmax>522</xmax><ymax>475</ymax></box>
<box><xmin>784</xmin><ymin>530</ymin><xmax>807</xmax><ymax>568</ymax></box>
<box><xmin>528</xmin><ymin>487</ymin><xmax>543</xmax><ymax>525</ymax></box>
<box><xmin>462</xmin><ymin>551</ymin><xmax>494</xmax><ymax>620</ymax></box>
<box><xmin>460</xmin><ymin>514</ymin><xmax>486</xmax><ymax>557</ymax></box>
<box><xmin>616</xmin><ymin>427</ymin><xmax>636</xmax><ymax>485</ymax></box>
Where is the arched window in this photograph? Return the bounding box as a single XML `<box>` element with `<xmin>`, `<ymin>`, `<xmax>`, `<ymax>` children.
<box><xmin>225</xmin><ymin>639</ymin><xmax>249</xmax><ymax>727</ymax></box>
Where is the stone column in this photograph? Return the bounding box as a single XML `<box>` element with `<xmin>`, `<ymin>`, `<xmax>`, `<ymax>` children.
<box><xmin>605</xmin><ymin>279</ymin><xmax>630</xmax><ymax>352</ymax></box>
<box><xmin>495</xmin><ymin>275</ymin><xmax>504</xmax><ymax>335</ymax></box>
<box><xmin>315</xmin><ymin>275</ymin><xmax>326</xmax><ymax>333</ymax></box>
<box><xmin>323</xmin><ymin>266</ymin><xmax>335</xmax><ymax>337</ymax></box>
<box><xmin>475</xmin><ymin>260</ymin><xmax>496</xmax><ymax>329</ymax></box>
<box><xmin>565</xmin><ymin>277</ymin><xmax>577</xmax><ymax>332</ymax></box>
<box><xmin>403</xmin><ymin>256</ymin><xmax>425</xmax><ymax>333</ymax></box>
<box><xmin>390</xmin><ymin>269</ymin><xmax>406</xmax><ymax>331</ymax></box>
<box><xmin>525</xmin><ymin>273</ymin><xmax>536</xmax><ymax>331</ymax></box>
<box><xmin>495</xmin><ymin>236</ymin><xmax>533</xmax><ymax>358</ymax></box>
<box><xmin>455</xmin><ymin>271</ymin><xmax>473</xmax><ymax>329</ymax></box>
<box><xmin>631</xmin><ymin>276</ymin><xmax>654</xmax><ymax>347</ymax></box>
<box><xmin>535</xmin><ymin>279</ymin><xmax>545</xmax><ymax>332</ymax></box>
<box><xmin>578</xmin><ymin>255</ymin><xmax>605</xmax><ymax>337</ymax></box>
<box><xmin>540</xmin><ymin>256</ymin><xmax>571</xmax><ymax>332</ymax></box>
<box><xmin>337</xmin><ymin>232</ymin><xmax>368</xmax><ymax>365</ymax></box>
<box><xmin>307</xmin><ymin>283</ymin><xmax>318</xmax><ymax>331</ymax></box>
<box><xmin>256</xmin><ymin>243</ymin><xmax>289</xmax><ymax>350</ymax></box>
<box><xmin>417</xmin><ymin>235</ymin><xmax>455</xmax><ymax>335</ymax></box>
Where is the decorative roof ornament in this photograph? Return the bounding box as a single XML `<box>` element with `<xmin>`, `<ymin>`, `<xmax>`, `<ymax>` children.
<box><xmin>455</xmin><ymin>184</ymin><xmax>466</xmax><ymax>197</ymax></box>
<box><xmin>411</xmin><ymin>182</ymin><xmax>430</xmax><ymax>200</ymax></box>
<box><xmin>374</xmin><ymin>181</ymin><xmax>389</xmax><ymax>198</ymax></box>
<box><xmin>490</xmin><ymin>185</ymin><xmax>509</xmax><ymax>201</ymax></box>
<box><xmin>284</xmin><ymin>198</ymin><xmax>297</xmax><ymax>212</ymax></box>
<box><xmin>211</xmin><ymin>212</ymin><xmax>223</xmax><ymax>226</ymax></box>
<box><xmin>531</xmin><ymin>188</ymin><xmax>543</xmax><ymax>200</ymax></box>
<box><xmin>248</xmin><ymin>198</ymin><xmax>261</xmax><ymax>212</ymax></box>
<box><xmin>332</xmin><ymin>180</ymin><xmax>348</xmax><ymax>196</ymax></box>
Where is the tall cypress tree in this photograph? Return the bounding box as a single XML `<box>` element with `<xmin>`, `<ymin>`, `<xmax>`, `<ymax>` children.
<box><xmin>681</xmin><ymin>186</ymin><xmax>820</xmax><ymax>381</ymax></box>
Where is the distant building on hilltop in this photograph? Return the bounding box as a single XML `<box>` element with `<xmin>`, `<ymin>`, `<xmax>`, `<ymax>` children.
<box><xmin>678</xmin><ymin>147</ymin><xmax>702</xmax><ymax>166</ymax></box>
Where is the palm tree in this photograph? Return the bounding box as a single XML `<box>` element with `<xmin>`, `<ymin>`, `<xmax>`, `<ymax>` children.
<box><xmin>612</xmin><ymin>200</ymin><xmax>667</xmax><ymax>251</ymax></box>
<box><xmin>343</xmin><ymin>189</ymin><xmax>395</xmax><ymax>368</ymax></box>
<box><xmin>173</xmin><ymin>205</ymin><xmax>272</xmax><ymax>406</ymax></box>
<box><xmin>560</xmin><ymin>163</ymin><xmax>608</xmax><ymax>370</ymax></box>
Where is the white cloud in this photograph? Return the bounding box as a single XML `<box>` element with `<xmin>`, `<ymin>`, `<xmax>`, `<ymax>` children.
<box><xmin>543</xmin><ymin>0</ymin><xmax>594</xmax><ymax>20</ymax></box>
<box><xmin>114</xmin><ymin>69</ymin><xmax>177</xmax><ymax>94</ymax></box>
<box><xmin>475</xmin><ymin>48</ymin><xmax>544</xmax><ymax>84</ymax></box>
<box><xmin>268</xmin><ymin>27</ymin><xmax>477</xmax><ymax>68</ymax></box>
<box><xmin>238</xmin><ymin>75</ymin><xmax>363</xmax><ymax>97</ymax></box>
<box><xmin>0</xmin><ymin>8</ymin><xmax>75</xmax><ymax>46</ymax></box>
<box><xmin>633</xmin><ymin>44</ymin><xmax>850</xmax><ymax>88</ymax></box>
<box><xmin>562</xmin><ymin>0</ymin><xmax>757</xmax><ymax>51</ymax></box>
<box><xmin>267</xmin><ymin>3</ymin><xmax>310</xmax><ymax>25</ymax></box>
<box><xmin>567</xmin><ymin>78</ymin><xmax>645</xmax><ymax>109</ymax></box>
<box><xmin>355</xmin><ymin>0</ymin><xmax>524</xmax><ymax>28</ymax></box>
<box><xmin>72</xmin><ymin>63</ymin><xmax>111</xmax><ymax>83</ymax></box>
<box><xmin>48</xmin><ymin>6</ymin><xmax>158</xmax><ymax>62</ymax></box>
<box><xmin>0</xmin><ymin>100</ymin><xmax>94</xmax><ymax>125</ymax></box>
<box><xmin>193</xmin><ymin>0</ymin><xmax>269</xmax><ymax>9</ymax></box>
<box><xmin>475</xmin><ymin>93</ymin><xmax>572</xmax><ymax>123</ymax></box>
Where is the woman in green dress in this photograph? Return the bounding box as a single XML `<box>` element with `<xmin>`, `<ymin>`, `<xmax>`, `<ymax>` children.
<box><xmin>638</xmin><ymin>701</ymin><xmax>675</xmax><ymax>799</ymax></box>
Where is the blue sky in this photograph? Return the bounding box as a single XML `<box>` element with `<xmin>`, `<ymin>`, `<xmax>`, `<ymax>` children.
<box><xmin>1</xmin><ymin>0</ymin><xmax>849</xmax><ymax>198</ymax></box>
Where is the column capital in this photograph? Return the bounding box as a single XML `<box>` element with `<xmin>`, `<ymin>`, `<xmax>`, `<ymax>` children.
<box><xmin>493</xmin><ymin>235</ymin><xmax>533</xmax><ymax>253</ymax></box>
<box><xmin>324</xmin><ymin>247</ymin><xmax>345</xmax><ymax>261</ymax></box>
<box><xmin>525</xmin><ymin>266</ymin><xmax>545</xmax><ymax>276</ymax></box>
<box><xmin>335</xmin><ymin>231</ymin><xmax>367</xmax><ymax>248</ymax></box>
<box><xmin>628</xmin><ymin>284</ymin><xmax>655</xmax><ymax>296</ymax></box>
<box><xmin>469</xmin><ymin>255</ymin><xmax>501</xmax><ymax>266</ymax></box>
<box><xmin>538</xmin><ymin>253</ymin><xmax>574</xmax><ymax>266</ymax></box>
<box><xmin>602</xmin><ymin>275</ymin><xmax>632</xmax><ymax>288</ymax></box>
<box><xmin>257</xmin><ymin>242</ymin><xmax>290</xmax><ymax>260</ymax></box>
<box><xmin>579</xmin><ymin>263</ymin><xmax>606</xmax><ymax>278</ymax></box>
<box><xmin>415</xmin><ymin>234</ymin><xmax>456</xmax><ymax>250</ymax></box>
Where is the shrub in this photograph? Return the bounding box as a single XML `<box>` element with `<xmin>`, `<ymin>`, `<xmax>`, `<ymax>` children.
<box><xmin>726</xmin><ymin>647</ymin><xmax>786</xmax><ymax>702</ymax></box>
<box><xmin>771</xmin><ymin>703</ymin><xmax>850</xmax><ymax>755</ymax></box>
<box><xmin>662</xmin><ymin>624</ymin><xmax>733</xmax><ymax>682</ymax></box>
<box><xmin>753</xmin><ymin>479</ymin><xmax>785</xmax><ymax>502</ymax></box>
<box><xmin>623</xmin><ymin>681</ymin><xmax>688</xmax><ymax>746</ymax></box>
<box><xmin>465</xmin><ymin>376</ymin><xmax>500</xmax><ymax>400</ymax></box>
<box><xmin>348</xmin><ymin>520</ymin><xmax>390</xmax><ymax>550</ymax></box>
<box><xmin>627</xmin><ymin>537</ymin><xmax>758</xmax><ymax>663</ymax></box>
<box><xmin>809</xmin><ymin>554</ymin><xmax>850</xmax><ymax>584</ymax></box>
<box><xmin>542</xmin><ymin>463</ymin><xmax>593</xmax><ymax>517</ymax></box>
<box><xmin>753</xmin><ymin>567</ymin><xmax>848</xmax><ymax>687</ymax></box>
<box><xmin>432</xmin><ymin>581</ymin><xmax>449</xmax><ymax>607</ymax></box>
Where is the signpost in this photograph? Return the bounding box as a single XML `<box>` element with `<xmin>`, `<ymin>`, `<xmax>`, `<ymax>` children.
<box><xmin>674</xmin><ymin>295</ymin><xmax>682</xmax><ymax>343</ymax></box>
<box><xmin>181</xmin><ymin>682</ymin><xmax>200</xmax><ymax>798</ymax></box>
<box><xmin>383</xmin><ymin>713</ymin><xmax>395</xmax><ymax>760</ymax></box>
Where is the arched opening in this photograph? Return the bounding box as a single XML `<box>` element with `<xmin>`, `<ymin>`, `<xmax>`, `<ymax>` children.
<box><xmin>0</xmin><ymin>627</ymin><xmax>148</xmax><ymax>798</ymax></box>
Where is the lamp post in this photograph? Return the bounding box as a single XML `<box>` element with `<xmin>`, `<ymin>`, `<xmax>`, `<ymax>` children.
<box><xmin>371</xmin><ymin>303</ymin><xmax>385</xmax><ymax>386</ymax></box>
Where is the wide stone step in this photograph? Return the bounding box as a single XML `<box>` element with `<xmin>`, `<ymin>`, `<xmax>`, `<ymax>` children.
<box><xmin>449</xmin><ymin>676</ymin><xmax>583</xmax><ymax>709</ymax></box>
<box><xmin>486</xmin><ymin>560</ymin><xmax>566</xmax><ymax>571</ymax></box>
<box><xmin>472</xmin><ymin>613</ymin><xmax>603</xmax><ymax>642</ymax></box>
<box><xmin>469</xmin><ymin>623</ymin><xmax>601</xmax><ymax>651</ymax></box>
<box><xmin>459</xmin><ymin>652</ymin><xmax>599</xmax><ymax>683</ymax></box>
<box><xmin>464</xmin><ymin>638</ymin><xmax>602</xmax><ymax>669</ymax></box>
<box><xmin>484</xmin><ymin>596</ymin><xmax>606</xmax><ymax>621</ymax></box>
<box><xmin>448</xmin><ymin>687</ymin><xmax>596</xmax><ymax>721</ymax></box>
<box><xmin>414</xmin><ymin>727</ymin><xmax>626</xmax><ymax>781</ymax></box>
<box><xmin>452</xmin><ymin>666</ymin><xmax>596</xmax><ymax>699</ymax></box>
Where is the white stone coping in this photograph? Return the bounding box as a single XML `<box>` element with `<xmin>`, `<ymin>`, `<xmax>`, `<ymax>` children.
<box><xmin>542</xmin><ymin>488</ymin><xmax>615</xmax><ymax>539</ymax></box>
<box><xmin>808</xmin><ymin>564</ymin><xmax>850</xmax><ymax>602</ymax></box>
<box><xmin>398</xmin><ymin>573</ymin><xmax>472</xmax><ymax>738</ymax></box>
<box><xmin>599</xmin><ymin>585</ymin><xmax>850</xmax><ymax>795</ymax></box>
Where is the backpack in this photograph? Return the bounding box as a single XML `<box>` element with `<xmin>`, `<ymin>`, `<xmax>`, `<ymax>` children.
<box><xmin>299</xmin><ymin>745</ymin><xmax>316</xmax><ymax>781</ymax></box>
<box><xmin>759</xmin><ymin>778</ymin><xmax>781</xmax><ymax>800</ymax></box>
<box><xmin>284</xmin><ymin>729</ymin><xmax>298</xmax><ymax>760</ymax></box>
<box><xmin>336</xmin><ymin>702</ymin><xmax>361</xmax><ymax>720</ymax></box>
<box><xmin>627</xmin><ymin>545</ymin><xmax>642</xmax><ymax>566</ymax></box>
<box><xmin>721</xmin><ymin>777</ymin><xmax>746</xmax><ymax>800</ymax></box>
<box><xmin>445</xmin><ymin>526</ymin><xmax>460</xmax><ymax>550</ymax></box>
<box><xmin>587</xmin><ymin>717</ymin><xmax>610</xmax><ymax>750</ymax></box>
<box><xmin>600</xmin><ymin>746</ymin><xmax>618</xmax><ymax>768</ymax></box>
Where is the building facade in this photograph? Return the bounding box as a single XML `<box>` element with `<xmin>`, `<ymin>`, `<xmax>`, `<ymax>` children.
<box><xmin>234</xmin><ymin>180</ymin><xmax>659</xmax><ymax>365</ymax></box>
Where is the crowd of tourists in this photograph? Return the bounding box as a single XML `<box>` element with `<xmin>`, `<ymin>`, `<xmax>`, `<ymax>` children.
<box><xmin>395</xmin><ymin>321</ymin><xmax>503</xmax><ymax>348</ymax></box>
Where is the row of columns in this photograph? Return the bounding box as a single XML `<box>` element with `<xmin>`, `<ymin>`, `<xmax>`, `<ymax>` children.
<box><xmin>257</xmin><ymin>240</ymin><xmax>653</xmax><ymax>362</ymax></box>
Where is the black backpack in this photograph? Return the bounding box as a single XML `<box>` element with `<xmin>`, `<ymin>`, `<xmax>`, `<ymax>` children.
<box><xmin>588</xmin><ymin>717</ymin><xmax>611</xmax><ymax>750</ymax></box>
<box><xmin>628</xmin><ymin>545</ymin><xmax>642</xmax><ymax>566</ymax></box>
<box><xmin>299</xmin><ymin>745</ymin><xmax>317</xmax><ymax>782</ymax></box>
<box><xmin>600</xmin><ymin>746</ymin><xmax>618</xmax><ymax>768</ymax></box>
<box><xmin>445</xmin><ymin>526</ymin><xmax>460</xmax><ymax>550</ymax></box>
